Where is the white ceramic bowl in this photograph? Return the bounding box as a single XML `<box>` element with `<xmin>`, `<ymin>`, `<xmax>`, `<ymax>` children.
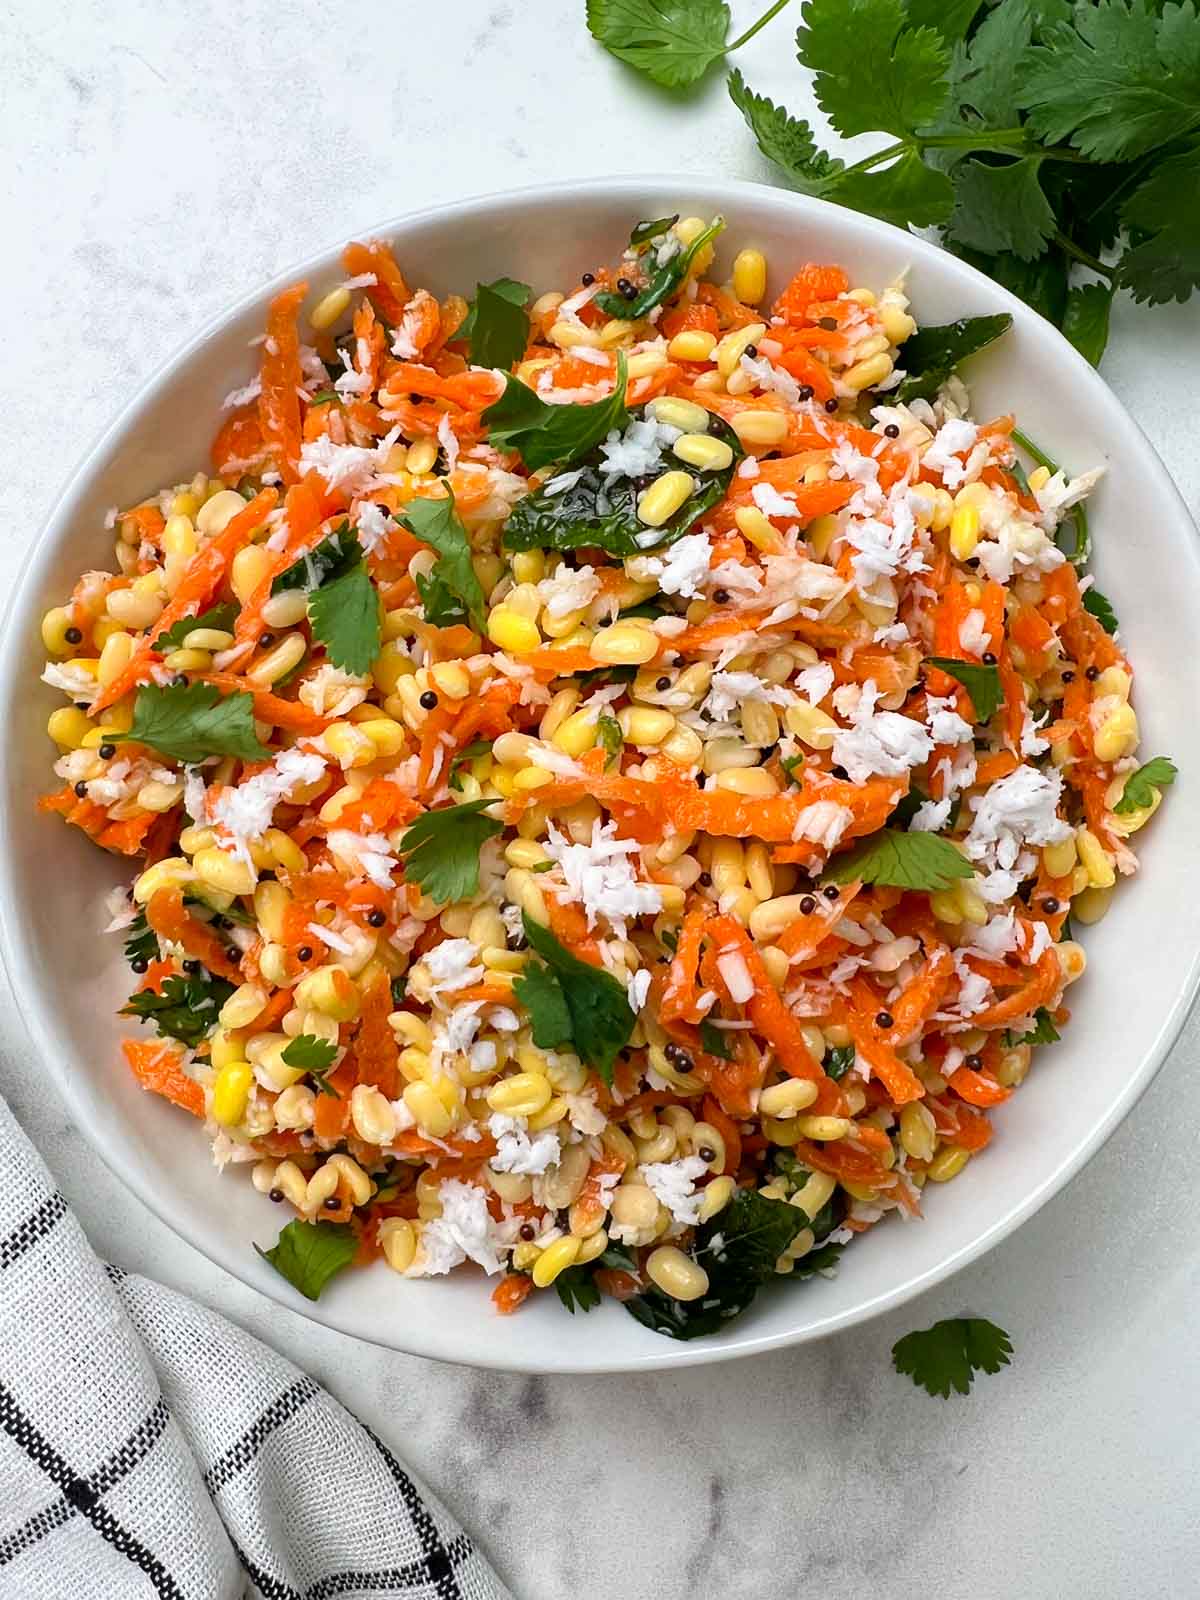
<box><xmin>4</xmin><ymin>177</ymin><xmax>1198</xmax><ymax>1373</ymax></box>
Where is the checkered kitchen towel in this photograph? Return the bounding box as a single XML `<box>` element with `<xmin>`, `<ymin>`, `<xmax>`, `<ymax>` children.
<box><xmin>0</xmin><ymin>1098</ymin><xmax>510</xmax><ymax>1600</ymax></box>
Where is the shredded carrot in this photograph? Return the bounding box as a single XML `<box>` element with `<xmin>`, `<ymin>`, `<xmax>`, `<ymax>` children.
<box><xmin>258</xmin><ymin>283</ymin><xmax>307</xmax><ymax>483</ymax></box>
<box><xmin>144</xmin><ymin>887</ymin><xmax>244</xmax><ymax>982</ymax></box>
<box><xmin>122</xmin><ymin>1039</ymin><xmax>204</xmax><ymax>1118</ymax></box>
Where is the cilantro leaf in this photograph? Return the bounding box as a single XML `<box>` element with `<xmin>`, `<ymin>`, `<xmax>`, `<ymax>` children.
<box><xmin>307</xmin><ymin>560</ymin><xmax>380</xmax><ymax>675</ymax></box>
<box><xmin>594</xmin><ymin>217</ymin><xmax>726</xmax><ymax>320</ymax></box>
<box><xmin>154</xmin><ymin>602</ymin><xmax>238</xmax><ymax>653</ymax></box>
<box><xmin>255</xmin><ymin>1219</ymin><xmax>359</xmax><ymax>1302</ymax></box>
<box><xmin>624</xmin><ymin>1186</ymin><xmax>826</xmax><ymax>1340</ymax></box>
<box><xmin>797</xmin><ymin>0</ymin><xmax>951</xmax><ymax>139</ymax></box>
<box><xmin>1062</xmin><ymin>281</ymin><xmax>1115</xmax><ymax>365</ymax></box>
<box><xmin>825</xmin><ymin>829</ymin><xmax>975</xmax><ymax>892</ymax></box>
<box><xmin>120</xmin><ymin>682</ymin><xmax>268</xmax><ymax>766</ymax></box>
<box><xmin>1018</xmin><ymin>0</ymin><xmax>1200</xmax><ymax>163</ymax></box>
<box><xmin>1113</xmin><ymin>756</ymin><xmax>1177</xmax><ymax>814</ymax></box>
<box><xmin>281</xmin><ymin>1032</ymin><xmax>340</xmax><ymax>1095</ymax></box>
<box><xmin>517</xmin><ymin>913</ymin><xmax>635</xmax><ymax>1084</ymax></box>
<box><xmin>1005</xmin><ymin>1006</ymin><xmax>1061</xmax><ymax>1047</ymax></box>
<box><xmin>447</xmin><ymin>739</ymin><xmax>492</xmax><ymax>792</ymax></box>
<box><xmin>1118</xmin><ymin>144</ymin><xmax>1200</xmax><ymax>306</ymax></box>
<box><xmin>728</xmin><ymin>69</ymin><xmax>845</xmax><ymax>195</ymax></box>
<box><xmin>458</xmin><ymin>278</ymin><xmax>531</xmax><ymax>370</ymax></box>
<box><xmin>396</xmin><ymin>799</ymin><xmax>503</xmax><ymax>905</ymax></box>
<box><xmin>483</xmin><ymin>352</ymin><xmax>629</xmax><ymax>472</ymax></box>
<box><xmin>402</xmin><ymin>489</ymin><xmax>486</xmax><ymax>632</ymax></box>
<box><xmin>926</xmin><ymin>656</ymin><xmax>1002</xmax><ymax>723</ymax></box>
<box><xmin>513</xmin><ymin>961</ymin><xmax>574</xmax><ymax>1052</ymax></box>
<box><xmin>893</xmin><ymin>314</ymin><xmax>1012</xmax><ymax>403</ymax></box>
<box><xmin>272</xmin><ymin>511</ymin><xmax>375</xmax><ymax>672</ymax></box>
<box><xmin>597</xmin><ymin>713</ymin><xmax>623</xmax><ymax>769</ymax></box>
<box><xmin>586</xmin><ymin>0</ymin><xmax>731</xmax><ymax>89</ymax></box>
<box><xmin>832</xmin><ymin>151</ymin><xmax>955</xmax><ymax>229</ymax></box>
<box><xmin>1083</xmin><ymin>586</ymin><xmax>1118</xmax><ymax>634</ymax></box>
<box><xmin>938</xmin><ymin>0</ymin><xmax>1037</xmax><ymax>132</ymax></box>
<box><xmin>734</xmin><ymin>65</ymin><xmax>954</xmax><ymax>228</ymax></box>
<box><xmin>699</xmin><ymin>1019</ymin><xmax>734</xmax><ymax>1061</ymax></box>
<box><xmin>121</xmin><ymin>971</ymin><xmax>235</xmax><ymax>1049</ymax></box>
<box><xmin>271</xmin><ymin>523</ymin><xmax>358</xmax><ymax>594</ymax></box>
<box><xmin>122</xmin><ymin>908</ymin><xmax>159</xmax><ymax>969</ymax></box>
<box><xmin>946</xmin><ymin>157</ymin><xmax>1056</xmax><ymax>261</ymax></box>
<box><xmin>281</xmin><ymin>1034</ymin><xmax>338</xmax><ymax>1071</ymax></box>
<box><xmin>949</xmin><ymin>244</ymin><xmax>1069</xmax><ymax>329</ymax></box>
<box><xmin>892</xmin><ymin>1316</ymin><xmax>1013</xmax><ymax>1398</ymax></box>
<box><xmin>903</xmin><ymin>0</ymin><xmax>981</xmax><ymax>45</ymax></box>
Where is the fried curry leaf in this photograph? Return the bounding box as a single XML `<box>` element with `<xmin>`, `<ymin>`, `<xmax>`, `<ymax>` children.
<box><xmin>502</xmin><ymin>415</ymin><xmax>740</xmax><ymax>555</ymax></box>
<box><xmin>892</xmin><ymin>314</ymin><xmax>1013</xmax><ymax>403</ymax></box>
<box><xmin>623</xmin><ymin>1186</ymin><xmax>837</xmax><ymax>1340</ymax></box>
<box><xmin>594</xmin><ymin>216</ymin><xmax>726</xmax><ymax>320</ymax></box>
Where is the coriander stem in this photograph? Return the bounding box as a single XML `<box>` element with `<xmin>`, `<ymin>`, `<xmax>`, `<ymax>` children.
<box><xmin>840</xmin><ymin>138</ymin><xmax>910</xmax><ymax>177</ymax></box>
<box><xmin>727</xmin><ymin>0</ymin><xmax>794</xmax><ymax>51</ymax></box>
<box><xmin>921</xmin><ymin>127</ymin><xmax>1029</xmax><ymax>149</ymax></box>
<box><xmin>918</xmin><ymin>130</ymin><xmax>1092</xmax><ymax>163</ymax></box>
<box><xmin>1051</xmin><ymin>229</ymin><xmax>1116</xmax><ymax>281</ymax></box>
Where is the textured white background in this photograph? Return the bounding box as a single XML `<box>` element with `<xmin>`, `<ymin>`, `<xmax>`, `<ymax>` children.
<box><xmin>3</xmin><ymin>3</ymin><xmax>1199</xmax><ymax>1597</ymax></box>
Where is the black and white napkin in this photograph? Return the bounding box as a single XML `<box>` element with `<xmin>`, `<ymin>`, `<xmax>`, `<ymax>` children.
<box><xmin>0</xmin><ymin>1097</ymin><xmax>510</xmax><ymax>1600</ymax></box>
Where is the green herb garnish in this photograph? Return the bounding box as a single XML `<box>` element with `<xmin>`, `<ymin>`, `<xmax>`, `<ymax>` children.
<box><xmin>502</xmin><ymin>412</ymin><xmax>740</xmax><ymax>556</ymax></box>
<box><xmin>925</xmin><ymin>657</ymin><xmax>1002</xmax><ymax>724</ymax></box>
<box><xmin>447</xmin><ymin>739</ymin><xmax>493</xmax><ymax>792</ymax></box>
<box><xmin>594</xmin><ymin>216</ymin><xmax>726</xmax><ymax>320</ymax></box>
<box><xmin>121</xmin><ymin>971</ymin><xmax>235</xmax><ymax>1049</ymax></box>
<box><xmin>458</xmin><ymin>277</ymin><xmax>531</xmax><ymax>370</ymax></box>
<box><xmin>1004</xmin><ymin>1007</ymin><xmax>1061</xmax><ymax>1048</ymax></box>
<box><xmin>483</xmin><ymin>352</ymin><xmax>630</xmax><ymax>472</ymax></box>
<box><xmin>824</xmin><ymin>829</ymin><xmax>975</xmax><ymax>892</ymax></box>
<box><xmin>892</xmin><ymin>1316</ymin><xmax>1013</xmax><ymax>1398</ymax></box>
<box><xmin>624</xmin><ymin>1186</ymin><xmax>842</xmax><ymax>1341</ymax></box>
<box><xmin>1113</xmin><ymin>756</ymin><xmax>1177</xmax><ymax>815</ymax></box>
<box><xmin>892</xmin><ymin>316</ymin><xmax>1013</xmax><ymax>404</ymax></box>
<box><xmin>120</xmin><ymin>682</ymin><xmax>268</xmax><ymax>766</ymax></box>
<box><xmin>514</xmin><ymin>913</ymin><xmax>635</xmax><ymax>1085</ymax></box>
<box><xmin>280</xmin><ymin>1033</ymin><xmax>340</xmax><ymax>1095</ymax></box>
<box><xmin>255</xmin><ymin>1219</ymin><xmax>359</xmax><ymax>1302</ymax></box>
<box><xmin>154</xmin><ymin>602</ymin><xmax>238</xmax><ymax>653</ymax></box>
<box><xmin>402</xmin><ymin>489</ymin><xmax>486</xmax><ymax>632</ymax></box>
<box><xmin>396</xmin><ymin>799</ymin><xmax>504</xmax><ymax>904</ymax></box>
<box><xmin>587</xmin><ymin>0</ymin><xmax>793</xmax><ymax>90</ymax></box>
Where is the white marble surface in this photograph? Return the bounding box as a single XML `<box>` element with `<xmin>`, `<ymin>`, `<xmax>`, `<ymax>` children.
<box><xmin>3</xmin><ymin>3</ymin><xmax>1199</xmax><ymax>1596</ymax></box>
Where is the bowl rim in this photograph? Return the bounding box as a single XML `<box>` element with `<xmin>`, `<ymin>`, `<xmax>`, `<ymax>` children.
<box><xmin>3</xmin><ymin>172</ymin><xmax>1198</xmax><ymax>1373</ymax></box>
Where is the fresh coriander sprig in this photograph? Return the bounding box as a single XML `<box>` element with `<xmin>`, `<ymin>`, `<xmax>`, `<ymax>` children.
<box><xmin>587</xmin><ymin>0</ymin><xmax>795</xmax><ymax>90</ymax></box>
<box><xmin>396</xmin><ymin>800</ymin><xmax>504</xmax><ymax>904</ymax></box>
<box><xmin>893</xmin><ymin>1316</ymin><xmax>1014</xmax><ymax>1398</ymax></box>
<box><xmin>824</xmin><ymin>829</ymin><xmax>975</xmax><ymax>892</ymax></box>
<box><xmin>513</xmin><ymin>913</ymin><xmax>635</xmax><ymax>1084</ymax></box>
<box><xmin>588</xmin><ymin>0</ymin><xmax>1200</xmax><ymax>361</ymax></box>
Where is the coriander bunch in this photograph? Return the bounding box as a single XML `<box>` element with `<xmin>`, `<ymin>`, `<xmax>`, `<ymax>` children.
<box><xmin>588</xmin><ymin>0</ymin><xmax>1200</xmax><ymax>364</ymax></box>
